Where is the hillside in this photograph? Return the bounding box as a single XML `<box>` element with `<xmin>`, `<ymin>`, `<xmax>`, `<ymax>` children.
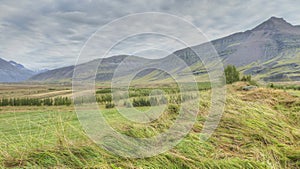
<box><xmin>173</xmin><ymin>17</ymin><xmax>300</xmax><ymax>81</ymax></box>
<box><xmin>0</xmin><ymin>58</ymin><xmax>35</xmax><ymax>82</ymax></box>
<box><xmin>0</xmin><ymin>84</ymin><xmax>299</xmax><ymax>168</ymax></box>
<box><xmin>30</xmin><ymin>55</ymin><xmax>151</xmax><ymax>82</ymax></box>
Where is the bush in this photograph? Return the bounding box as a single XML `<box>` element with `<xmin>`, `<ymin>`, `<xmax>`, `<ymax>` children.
<box><xmin>168</xmin><ymin>95</ymin><xmax>181</xmax><ymax>104</ymax></box>
<box><xmin>105</xmin><ymin>102</ymin><xmax>115</xmax><ymax>109</ymax></box>
<box><xmin>224</xmin><ymin>65</ymin><xmax>240</xmax><ymax>84</ymax></box>
<box><xmin>241</xmin><ymin>75</ymin><xmax>252</xmax><ymax>82</ymax></box>
<box><xmin>248</xmin><ymin>80</ymin><xmax>258</xmax><ymax>86</ymax></box>
<box><xmin>96</xmin><ymin>88</ymin><xmax>111</xmax><ymax>94</ymax></box>
<box><xmin>43</xmin><ymin>98</ymin><xmax>53</xmax><ymax>106</ymax></box>
<box><xmin>132</xmin><ymin>98</ymin><xmax>151</xmax><ymax>107</ymax></box>
<box><xmin>54</xmin><ymin>97</ymin><xmax>72</xmax><ymax>106</ymax></box>
<box><xmin>267</xmin><ymin>83</ymin><xmax>300</xmax><ymax>91</ymax></box>
<box><xmin>168</xmin><ymin>104</ymin><xmax>180</xmax><ymax>114</ymax></box>
<box><xmin>96</xmin><ymin>94</ymin><xmax>112</xmax><ymax>103</ymax></box>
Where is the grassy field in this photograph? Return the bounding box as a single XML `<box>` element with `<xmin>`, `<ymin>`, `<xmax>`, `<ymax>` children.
<box><xmin>0</xmin><ymin>82</ymin><xmax>300</xmax><ymax>168</ymax></box>
<box><xmin>0</xmin><ymin>83</ymin><xmax>71</xmax><ymax>99</ymax></box>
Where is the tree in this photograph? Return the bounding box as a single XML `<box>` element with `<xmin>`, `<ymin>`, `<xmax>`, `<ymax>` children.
<box><xmin>224</xmin><ymin>65</ymin><xmax>240</xmax><ymax>84</ymax></box>
<box><xmin>43</xmin><ymin>98</ymin><xmax>53</xmax><ymax>106</ymax></box>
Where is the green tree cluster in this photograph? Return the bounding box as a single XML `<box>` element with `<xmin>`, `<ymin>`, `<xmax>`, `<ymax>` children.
<box><xmin>54</xmin><ymin>97</ymin><xmax>72</xmax><ymax>106</ymax></box>
<box><xmin>0</xmin><ymin>97</ymin><xmax>72</xmax><ymax>106</ymax></box>
<box><xmin>132</xmin><ymin>98</ymin><xmax>151</xmax><ymax>107</ymax></box>
<box><xmin>224</xmin><ymin>65</ymin><xmax>240</xmax><ymax>84</ymax></box>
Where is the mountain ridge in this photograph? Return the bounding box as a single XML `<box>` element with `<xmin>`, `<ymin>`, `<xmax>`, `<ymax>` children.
<box><xmin>252</xmin><ymin>17</ymin><xmax>294</xmax><ymax>31</ymax></box>
<box><xmin>19</xmin><ymin>17</ymin><xmax>300</xmax><ymax>82</ymax></box>
<box><xmin>0</xmin><ymin>58</ymin><xmax>36</xmax><ymax>82</ymax></box>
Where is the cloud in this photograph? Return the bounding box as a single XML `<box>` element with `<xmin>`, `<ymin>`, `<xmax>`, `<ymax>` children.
<box><xmin>0</xmin><ymin>0</ymin><xmax>299</xmax><ymax>70</ymax></box>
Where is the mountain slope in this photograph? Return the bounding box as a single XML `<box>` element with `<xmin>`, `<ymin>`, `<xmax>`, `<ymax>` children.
<box><xmin>167</xmin><ymin>17</ymin><xmax>300</xmax><ymax>82</ymax></box>
<box><xmin>30</xmin><ymin>17</ymin><xmax>300</xmax><ymax>82</ymax></box>
<box><xmin>0</xmin><ymin>58</ymin><xmax>35</xmax><ymax>82</ymax></box>
<box><xmin>29</xmin><ymin>55</ymin><xmax>151</xmax><ymax>82</ymax></box>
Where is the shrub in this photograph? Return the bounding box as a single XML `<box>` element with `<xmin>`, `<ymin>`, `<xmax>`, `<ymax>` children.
<box><xmin>96</xmin><ymin>88</ymin><xmax>111</xmax><ymax>94</ymax></box>
<box><xmin>96</xmin><ymin>94</ymin><xmax>112</xmax><ymax>103</ymax></box>
<box><xmin>105</xmin><ymin>102</ymin><xmax>115</xmax><ymax>109</ymax></box>
<box><xmin>168</xmin><ymin>104</ymin><xmax>180</xmax><ymax>114</ymax></box>
<box><xmin>224</xmin><ymin>65</ymin><xmax>240</xmax><ymax>84</ymax></box>
<box><xmin>132</xmin><ymin>98</ymin><xmax>151</xmax><ymax>107</ymax></box>
<box><xmin>241</xmin><ymin>75</ymin><xmax>252</xmax><ymax>82</ymax></box>
<box><xmin>249</xmin><ymin>80</ymin><xmax>258</xmax><ymax>86</ymax></box>
<box><xmin>43</xmin><ymin>98</ymin><xmax>53</xmax><ymax>106</ymax></box>
<box><xmin>267</xmin><ymin>84</ymin><xmax>300</xmax><ymax>91</ymax></box>
<box><xmin>54</xmin><ymin>97</ymin><xmax>72</xmax><ymax>106</ymax></box>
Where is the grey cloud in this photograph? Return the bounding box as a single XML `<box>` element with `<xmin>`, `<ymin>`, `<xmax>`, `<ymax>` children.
<box><xmin>0</xmin><ymin>0</ymin><xmax>300</xmax><ymax>70</ymax></box>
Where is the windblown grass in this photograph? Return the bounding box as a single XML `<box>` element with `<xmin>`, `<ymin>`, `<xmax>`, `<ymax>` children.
<box><xmin>0</xmin><ymin>84</ymin><xmax>299</xmax><ymax>168</ymax></box>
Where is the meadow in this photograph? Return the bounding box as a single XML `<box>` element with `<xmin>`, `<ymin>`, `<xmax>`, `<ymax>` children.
<box><xmin>0</xmin><ymin>82</ymin><xmax>299</xmax><ymax>168</ymax></box>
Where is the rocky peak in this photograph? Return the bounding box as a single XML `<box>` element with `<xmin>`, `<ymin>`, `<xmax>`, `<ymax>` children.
<box><xmin>252</xmin><ymin>16</ymin><xmax>293</xmax><ymax>31</ymax></box>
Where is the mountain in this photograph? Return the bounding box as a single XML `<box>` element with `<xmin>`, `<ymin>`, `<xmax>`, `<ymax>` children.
<box><xmin>174</xmin><ymin>17</ymin><xmax>300</xmax><ymax>81</ymax></box>
<box><xmin>221</xmin><ymin>16</ymin><xmax>300</xmax><ymax>81</ymax></box>
<box><xmin>0</xmin><ymin>58</ymin><xmax>35</xmax><ymax>82</ymax></box>
<box><xmin>30</xmin><ymin>17</ymin><xmax>300</xmax><ymax>82</ymax></box>
<box><xmin>30</xmin><ymin>55</ymin><xmax>149</xmax><ymax>82</ymax></box>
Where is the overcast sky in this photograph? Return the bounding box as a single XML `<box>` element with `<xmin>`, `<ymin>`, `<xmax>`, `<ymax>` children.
<box><xmin>0</xmin><ymin>0</ymin><xmax>300</xmax><ymax>70</ymax></box>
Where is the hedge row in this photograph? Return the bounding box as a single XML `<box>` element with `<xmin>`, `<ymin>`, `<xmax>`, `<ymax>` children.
<box><xmin>0</xmin><ymin>97</ymin><xmax>72</xmax><ymax>106</ymax></box>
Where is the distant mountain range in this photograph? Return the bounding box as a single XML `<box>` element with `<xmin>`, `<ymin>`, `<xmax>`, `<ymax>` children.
<box><xmin>0</xmin><ymin>58</ymin><xmax>49</xmax><ymax>82</ymax></box>
<box><xmin>2</xmin><ymin>17</ymin><xmax>300</xmax><ymax>83</ymax></box>
<box><xmin>0</xmin><ymin>58</ymin><xmax>35</xmax><ymax>82</ymax></box>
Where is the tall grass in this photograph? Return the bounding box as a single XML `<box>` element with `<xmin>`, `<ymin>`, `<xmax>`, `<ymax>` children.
<box><xmin>0</xmin><ymin>86</ymin><xmax>299</xmax><ymax>168</ymax></box>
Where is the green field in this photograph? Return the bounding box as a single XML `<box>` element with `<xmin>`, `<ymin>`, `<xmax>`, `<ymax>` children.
<box><xmin>0</xmin><ymin>83</ymin><xmax>300</xmax><ymax>168</ymax></box>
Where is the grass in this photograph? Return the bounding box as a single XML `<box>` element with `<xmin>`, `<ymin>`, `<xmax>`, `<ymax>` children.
<box><xmin>0</xmin><ymin>83</ymin><xmax>300</xmax><ymax>168</ymax></box>
<box><xmin>238</xmin><ymin>51</ymin><xmax>300</xmax><ymax>82</ymax></box>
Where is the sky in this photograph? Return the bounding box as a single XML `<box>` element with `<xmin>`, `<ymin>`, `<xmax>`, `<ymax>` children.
<box><xmin>0</xmin><ymin>0</ymin><xmax>300</xmax><ymax>70</ymax></box>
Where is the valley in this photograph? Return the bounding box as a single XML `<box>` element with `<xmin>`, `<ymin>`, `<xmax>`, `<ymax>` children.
<box><xmin>0</xmin><ymin>16</ymin><xmax>300</xmax><ymax>169</ymax></box>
